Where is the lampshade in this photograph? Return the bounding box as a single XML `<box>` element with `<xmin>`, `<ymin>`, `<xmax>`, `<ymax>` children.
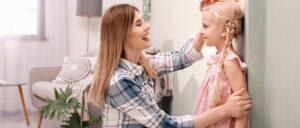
<box><xmin>76</xmin><ymin>0</ymin><xmax>102</xmax><ymax>17</ymax></box>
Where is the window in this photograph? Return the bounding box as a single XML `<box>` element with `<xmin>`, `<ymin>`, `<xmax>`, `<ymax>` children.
<box><xmin>0</xmin><ymin>0</ymin><xmax>45</xmax><ymax>40</ymax></box>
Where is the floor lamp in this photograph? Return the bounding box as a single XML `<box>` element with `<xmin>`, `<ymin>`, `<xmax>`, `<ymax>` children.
<box><xmin>76</xmin><ymin>0</ymin><xmax>102</xmax><ymax>53</ymax></box>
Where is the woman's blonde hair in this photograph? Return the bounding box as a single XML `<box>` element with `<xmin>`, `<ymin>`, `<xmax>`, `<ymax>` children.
<box><xmin>88</xmin><ymin>4</ymin><xmax>156</xmax><ymax>106</ymax></box>
<box><xmin>203</xmin><ymin>1</ymin><xmax>243</xmax><ymax>105</ymax></box>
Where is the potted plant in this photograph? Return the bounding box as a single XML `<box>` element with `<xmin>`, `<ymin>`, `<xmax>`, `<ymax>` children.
<box><xmin>40</xmin><ymin>86</ymin><xmax>101</xmax><ymax>128</ymax></box>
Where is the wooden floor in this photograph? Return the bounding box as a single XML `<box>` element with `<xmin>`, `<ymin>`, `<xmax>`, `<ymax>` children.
<box><xmin>0</xmin><ymin>112</ymin><xmax>62</xmax><ymax>128</ymax></box>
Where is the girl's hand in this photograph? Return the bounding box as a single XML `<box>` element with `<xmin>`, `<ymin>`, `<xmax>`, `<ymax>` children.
<box><xmin>223</xmin><ymin>89</ymin><xmax>252</xmax><ymax>117</ymax></box>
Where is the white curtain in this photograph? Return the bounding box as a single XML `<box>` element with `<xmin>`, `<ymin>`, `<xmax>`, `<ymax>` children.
<box><xmin>0</xmin><ymin>0</ymin><xmax>69</xmax><ymax>114</ymax></box>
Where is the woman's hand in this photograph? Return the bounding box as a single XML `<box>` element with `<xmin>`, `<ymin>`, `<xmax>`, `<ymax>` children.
<box><xmin>192</xmin><ymin>31</ymin><xmax>204</xmax><ymax>52</ymax></box>
<box><xmin>193</xmin><ymin>89</ymin><xmax>251</xmax><ymax>128</ymax></box>
<box><xmin>223</xmin><ymin>89</ymin><xmax>252</xmax><ymax>117</ymax></box>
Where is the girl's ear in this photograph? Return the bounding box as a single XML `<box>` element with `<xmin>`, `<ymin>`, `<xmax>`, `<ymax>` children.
<box><xmin>221</xmin><ymin>30</ymin><xmax>227</xmax><ymax>37</ymax></box>
<box><xmin>221</xmin><ymin>24</ymin><xmax>228</xmax><ymax>37</ymax></box>
<box><xmin>221</xmin><ymin>24</ymin><xmax>227</xmax><ymax>37</ymax></box>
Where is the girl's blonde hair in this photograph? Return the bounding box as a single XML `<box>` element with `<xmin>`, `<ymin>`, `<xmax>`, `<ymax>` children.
<box><xmin>203</xmin><ymin>1</ymin><xmax>243</xmax><ymax>105</ymax></box>
<box><xmin>200</xmin><ymin>0</ymin><xmax>240</xmax><ymax>11</ymax></box>
<box><xmin>88</xmin><ymin>4</ymin><xmax>156</xmax><ymax>106</ymax></box>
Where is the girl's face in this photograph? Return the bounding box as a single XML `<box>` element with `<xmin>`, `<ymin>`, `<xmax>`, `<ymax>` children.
<box><xmin>126</xmin><ymin>11</ymin><xmax>151</xmax><ymax>52</ymax></box>
<box><xmin>200</xmin><ymin>11</ymin><xmax>226</xmax><ymax>47</ymax></box>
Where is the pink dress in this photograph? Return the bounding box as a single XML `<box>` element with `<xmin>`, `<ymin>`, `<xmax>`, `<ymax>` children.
<box><xmin>193</xmin><ymin>50</ymin><xmax>247</xmax><ymax>128</ymax></box>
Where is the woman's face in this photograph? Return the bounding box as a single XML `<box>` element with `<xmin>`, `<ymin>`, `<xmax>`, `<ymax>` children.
<box><xmin>200</xmin><ymin>11</ymin><xmax>225</xmax><ymax>47</ymax></box>
<box><xmin>126</xmin><ymin>11</ymin><xmax>151</xmax><ymax>52</ymax></box>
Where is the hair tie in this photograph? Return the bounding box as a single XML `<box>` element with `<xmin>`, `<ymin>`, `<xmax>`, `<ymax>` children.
<box><xmin>200</xmin><ymin>0</ymin><xmax>220</xmax><ymax>11</ymax></box>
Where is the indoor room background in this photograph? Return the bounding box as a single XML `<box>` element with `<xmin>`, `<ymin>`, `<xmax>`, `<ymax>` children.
<box><xmin>1</xmin><ymin>0</ymin><xmax>300</xmax><ymax>128</ymax></box>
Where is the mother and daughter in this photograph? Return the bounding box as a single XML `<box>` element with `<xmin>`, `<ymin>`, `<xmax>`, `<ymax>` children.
<box><xmin>88</xmin><ymin>0</ymin><xmax>251</xmax><ymax>127</ymax></box>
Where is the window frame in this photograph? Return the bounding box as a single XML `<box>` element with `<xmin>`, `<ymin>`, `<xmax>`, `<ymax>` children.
<box><xmin>0</xmin><ymin>0</ymin><xmax>46</xmax><ymax>40</ymax></box>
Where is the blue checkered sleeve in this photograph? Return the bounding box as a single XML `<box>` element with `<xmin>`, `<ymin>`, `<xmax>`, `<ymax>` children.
<box><xmin>107</xmin><ymin>77</ymin><xmax>194</xmax><ymax>128</ymax></box>
<box><xmin>147</xmin><ymin>39</ymin><xmax>203</xmax><ymax>76</ymax></box>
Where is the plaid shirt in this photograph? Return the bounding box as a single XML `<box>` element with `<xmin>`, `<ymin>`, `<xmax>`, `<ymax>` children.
<box><xmin>102</xmin><ymin>40</ymin><xmax>203</xmax><ymax>128</ymax></box>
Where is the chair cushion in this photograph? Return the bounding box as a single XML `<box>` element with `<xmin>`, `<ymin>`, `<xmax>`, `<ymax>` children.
<box><xmin>32</xmin><ymin>81</ymin><xmax>81</xmax><ymax>100</ymax></box>
<box><xmin>52</xmin><ymin>56</ymin><xmax>96</xmax><ymax>86</ymax></box>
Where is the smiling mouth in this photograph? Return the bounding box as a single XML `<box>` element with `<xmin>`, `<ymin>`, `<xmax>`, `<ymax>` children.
<box><xmin>142</xmin><ymin>37</ymin><xmax>149</xmax><ymax>41</ymax></box>
<box><xmin>142</xmin><ymin>33</ymin><xmax>149</xmax><ymax>41</ymax></box>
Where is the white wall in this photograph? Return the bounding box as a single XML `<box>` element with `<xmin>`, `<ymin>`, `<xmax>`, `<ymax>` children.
<box><xmin>151</xmin><ymin>0</ymin><xmax>215</xmax><ymax>115</ymax></box>
<box><xmin>67</xmin><ymin>0</ymin><xmax>100</xmax><ymax>57</ymax></box>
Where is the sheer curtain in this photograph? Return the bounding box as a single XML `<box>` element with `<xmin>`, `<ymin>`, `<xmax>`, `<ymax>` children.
<box><xmin>0</xmin><ymin>0</ymin><xmax>69</xmax><ymax>114</ymax></box>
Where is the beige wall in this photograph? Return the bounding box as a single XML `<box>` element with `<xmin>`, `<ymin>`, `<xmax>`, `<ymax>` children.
<box><xmin>244</xmin><ymin>0</ymin><xmax>266</xmax><ymax>127</ymax></box>
<box><xmin>246</xmin><ymin>0</ymin><xmax>300</xmax><ymax>127</ymax></box>
<box><xmin>264</xmin><ymin>0</ymin><xmax>300</xmax><ymax>127</ymax></box>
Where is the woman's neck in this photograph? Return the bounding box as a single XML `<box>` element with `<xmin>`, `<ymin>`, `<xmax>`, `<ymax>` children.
<box><xmin>123</xmin><ymin>49</ymin><xmax>142</xmax><ymax>64</ymax></box>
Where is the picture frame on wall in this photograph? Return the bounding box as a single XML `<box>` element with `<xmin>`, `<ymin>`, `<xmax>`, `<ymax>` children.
<box><xmin>143</xmin><ymin>0</ymin><xmax>151</xmax><ymax>21</ymax></box>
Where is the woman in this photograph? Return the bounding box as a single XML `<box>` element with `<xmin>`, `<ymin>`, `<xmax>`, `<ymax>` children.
<box><xmin>88</xmin><ymin>4</ymin><xmax>251</xmax><ymax>128</ymax></box>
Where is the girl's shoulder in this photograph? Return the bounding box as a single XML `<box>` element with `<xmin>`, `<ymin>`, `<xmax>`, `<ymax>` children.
<box><xmin>224</xmin><ymin>50</ymin><xmax>240</xmax><ymax>61</ymax></box>
<box><xmin>223</xmin><ymin>50</ymin><xmax>247</xmax><ymax>71</ymax></box>
<box><xmin>207</xmin><ymin>50</ymin><xmax>242</xmax><ymax>65</ymax></box>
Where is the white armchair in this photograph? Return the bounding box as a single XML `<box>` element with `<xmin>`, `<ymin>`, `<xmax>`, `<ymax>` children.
<box><xmin>29</xmin><ymin>50</ymin><xmax>100</xmax><ymax>128</ymax></box>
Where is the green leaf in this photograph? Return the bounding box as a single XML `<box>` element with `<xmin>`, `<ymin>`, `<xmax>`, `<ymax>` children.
<box><xmin>60</xmin><ymin>112</ymin><xmax>89</xmax><ymax>128</ymax></box>
<box><xmin>40</xmin><ymin>86</ymin><xmax>80</xmax><ymax>120</ymax></box>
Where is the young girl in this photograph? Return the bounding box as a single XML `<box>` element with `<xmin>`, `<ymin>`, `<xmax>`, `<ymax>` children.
<box><xmin>193</xmin><ymin>1</ymin><xmax>249</xmax><ymax>128</ymax></box>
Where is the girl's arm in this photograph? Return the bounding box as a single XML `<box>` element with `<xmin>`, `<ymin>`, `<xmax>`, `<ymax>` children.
<box><xmin>223</xmin><ymin>59</ymin><xmax>249</xmax><ymax>128</ymax></box>
<box><xmin>194</xmin><ymin>89</ymin><xmax>251</xmax><ymax>128</ymax></box>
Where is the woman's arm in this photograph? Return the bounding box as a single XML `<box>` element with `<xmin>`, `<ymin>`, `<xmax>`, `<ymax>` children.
<box><xmin>223</xmin><ymin>59</ymin><xmax>249</xmax><ymax>128</ymax></box>
<box><xmin>108</xmin><ymin>77</ymin><xmax>251</xmax><ymax>128</ymax></box>
<box><xmin>194</xmin><ymin>89</ymin><xmax>251</xmax><ymax>128</ymax></box>
<box><xmin>108</xmin><ymin>77</ymin><xmax>194</xmax><ymax>128</ymax></box>
<box><xmin>147</xmin><ymin>32</ymin><xmax>204</xmax><ymax>76</ymax></box>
